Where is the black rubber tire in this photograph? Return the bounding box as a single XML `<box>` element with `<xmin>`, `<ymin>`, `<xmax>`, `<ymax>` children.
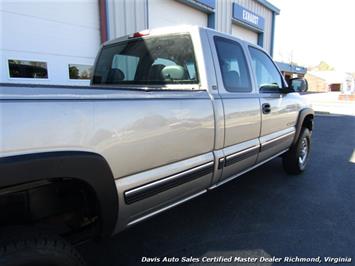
<box><xmin>0</xmin><ymin>227</ymin><xmax>86</xmax><ymax>266</ymax></box>
<box><xmin>282</xmin><ymin>128</ymin><xmax>311</xmax><ymax>175</ymax></box>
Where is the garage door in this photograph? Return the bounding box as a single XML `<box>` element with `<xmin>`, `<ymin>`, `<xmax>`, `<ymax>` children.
<box><xmin>149</xmin><ymin>0</ymin><xmax>207</xmax><ymax>28</ymax></box>
<box><xmin>1</xmin><ymin>0</ymin><xmax>100</xmax><ymax>85</ymax></box>
<box><xmin>231</xmin><ymin>24</ymin><xmax>258</xmax><ymax>44</ymax></box>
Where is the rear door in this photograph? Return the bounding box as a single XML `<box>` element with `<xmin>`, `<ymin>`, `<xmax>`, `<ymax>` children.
<box><xmin>247</xmin><ymin>46</ymin><xmax>298</xmax><ymax>162</ymax></box>
<box><xmin>208</xmin><ymin>32</ymin><xmax>261</xmax><ymax>182</ymax></box>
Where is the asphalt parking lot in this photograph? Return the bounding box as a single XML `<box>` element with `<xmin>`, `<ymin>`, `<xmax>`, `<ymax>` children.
<box><xmin>80</xmin><ymin>113</ymin><xmax>355</xmax><ymax>266</ymax></box>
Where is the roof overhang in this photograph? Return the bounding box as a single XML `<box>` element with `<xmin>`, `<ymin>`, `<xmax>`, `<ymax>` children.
<box><xmin>255</xmin><ymin>0</ymin><xmax>280</xmax><ymax>14</ymax></box>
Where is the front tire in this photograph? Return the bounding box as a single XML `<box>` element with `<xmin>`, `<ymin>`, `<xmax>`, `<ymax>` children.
<box><xmin>0</xmin><ymin>227</ymin><xmax>86</xmax><ymax>266</ymax></box>
<box><xmin>282</xmin><ymin>128</ymin><xmax>311</xmax><ymax>175</ymax></box>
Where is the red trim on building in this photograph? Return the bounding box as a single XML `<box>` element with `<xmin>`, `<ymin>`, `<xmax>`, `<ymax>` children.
<box><xmin>98</xmin><ymin>0</ymin><xmax>108</xmax><ymax>43</ymax></box>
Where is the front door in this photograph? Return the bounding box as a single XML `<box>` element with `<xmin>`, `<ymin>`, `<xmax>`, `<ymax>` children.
<box><xmin>248</xmin><ymin>46</ymin><xmax>299</xmax><ymax>162</ymax></box>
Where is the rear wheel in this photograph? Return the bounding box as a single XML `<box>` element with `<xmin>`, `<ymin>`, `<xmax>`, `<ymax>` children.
<box><xmin>282</xmin><ymin>128</ymin><xmax>311</xmax><ymax>175</ymax></box>
<box><xmin>0</xmin><ymin>227</ymin><xmax>86</xmax><ymax>266</ymax></box>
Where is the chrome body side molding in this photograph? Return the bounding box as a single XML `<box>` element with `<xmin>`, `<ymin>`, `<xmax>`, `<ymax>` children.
<box><xmin>210</xmin><ymin>149</ymin><xmax>289</xmax><ymax>189</ymax></box>
<box><xmin>124</xmin><ymin>161</ymin><xmax>214</xmax><ymax>204</ymax></box>
<box><xmin>224</xmin><ymin>145</ymin><xmax>260</xmax><ymax>167</ymax></box>
<box><xmin>127</xmin><ymin>190</ymin><xmax>207</xmax><ymax>227</ymax></box>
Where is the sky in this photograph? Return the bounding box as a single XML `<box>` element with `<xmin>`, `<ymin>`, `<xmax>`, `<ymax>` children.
<box><xmin>269</xmin><ymin>0</ymin><xmax>355</xmax><ymax>72</ymax></box>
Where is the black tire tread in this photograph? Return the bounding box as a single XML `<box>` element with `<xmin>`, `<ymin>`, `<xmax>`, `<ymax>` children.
<box><xmin>0</xmin><ymin>227</ymin><xmax>86</xmax><ymax>266</ymax></box>
<box><xmin>282</xmin><ymin>128</ymin><xmax>311</xmax><ymax>175</ymax></box>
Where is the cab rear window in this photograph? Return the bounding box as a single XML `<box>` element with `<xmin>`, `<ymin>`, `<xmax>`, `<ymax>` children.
<box><xmin>93</xmin><ymin>34</ymin><xmax>199</xmax><ymax>85</ymax></box>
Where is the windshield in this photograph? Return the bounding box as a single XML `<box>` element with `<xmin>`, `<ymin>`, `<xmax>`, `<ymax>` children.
<box><xmin>92</xmin><ymin>34</ymin><xmax>199</xmax><ymax>86</ymax></box>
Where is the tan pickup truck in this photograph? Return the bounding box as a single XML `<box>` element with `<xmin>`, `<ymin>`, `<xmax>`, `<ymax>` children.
<box><xmin>0</xmin><ymin>26</ymin><xmax>314</xmax><ymax>266</ymax></box>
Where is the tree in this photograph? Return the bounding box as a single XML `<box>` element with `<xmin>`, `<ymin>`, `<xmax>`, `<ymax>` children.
<box><xmin>80</xmin><ymin>70</ymin><xmax>90</xmax><ymax>79</ymax></box>
<box><xmin>69</xmin><ymin>66</ymin><xmax>79</xmax><ymax>79</ymax></box>
<box><xmin>315</xmin><ymin>61</ymin><xmax>334</xmax><ymax>71</ymax></box>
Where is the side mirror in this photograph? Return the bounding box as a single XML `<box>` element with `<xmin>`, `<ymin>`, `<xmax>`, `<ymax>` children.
<box><xmin>289</xmin><ymin>78</ymin><xmax>308</xmax><ymax>93</ymax></box>
<box><xmin>259</xmin><ymin>83</ymin><xmax>281</xmax><ymax>93</ymax></box>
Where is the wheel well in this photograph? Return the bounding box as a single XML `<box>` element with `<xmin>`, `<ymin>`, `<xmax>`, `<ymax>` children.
<box><xmin>302</xmin><ymin>114</ymin><xmax>314</xmax><ymax>131</ymax></box>
<box><xmin>0</xmin><ymin>178</ymin><xmax>100</xmax><ymax>243</ymax></box>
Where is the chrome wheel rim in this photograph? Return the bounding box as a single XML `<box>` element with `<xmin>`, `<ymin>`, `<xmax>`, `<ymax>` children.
<box><xmin>298</xmin><ymin>137</ymin><xmax>308</xmax><ymax>167</ymax></box>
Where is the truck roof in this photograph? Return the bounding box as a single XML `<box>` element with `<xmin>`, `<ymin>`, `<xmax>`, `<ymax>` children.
<box><xmin>103</xmin><ymin>25</ymin><xmax>204</xmax><ymax>46</ymax></box>
<box><xmin>102</xmin><ymin>25</ymin><xmax>263</xmax><ymax>53</ymax></box>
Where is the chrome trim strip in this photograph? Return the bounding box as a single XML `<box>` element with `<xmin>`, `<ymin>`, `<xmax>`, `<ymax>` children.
<box><xmin>225</xmin><ymin>145</ymin><xmax>260</xmax><ymax>162</ymax></box>
<box><xmin>127</xmin><ymin>190</ymin><xmax>207</xmax><ymax>226</ymax></box>
<box><xmin>210</xmin><ymin>149</ymin><xmax>289</xmax><ymax>189</ymax></box>
<box><xmin>124</xmin><ymin>161</ymin><xmax>214</xmax><ymax>204</ymax></box>
<box><xmin>261</xmin><ymin>131</ymin><xmax>295</xmax><ymax>150</ymax></box>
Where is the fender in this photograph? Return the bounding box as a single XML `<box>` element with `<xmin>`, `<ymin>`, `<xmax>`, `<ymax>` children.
<box><xmin>0</xmin><ymin>151</ymin><xmax>118</xmax><ymax>237</ymax></box>
<box><xmin>293</xmin><ymin>107</ymin><xmax>315</xmax><ymax>145</ymax></box>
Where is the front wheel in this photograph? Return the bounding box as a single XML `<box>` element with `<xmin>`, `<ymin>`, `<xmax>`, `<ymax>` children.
<box><xmin>0</xmin><ymin>227</ymin><xmax>86</xmax><ymax>266</ymax></box>
<box><xmin>282</xmin><ymin>128</ymin><xmax>311</xmax><ymax>175</ymax></box>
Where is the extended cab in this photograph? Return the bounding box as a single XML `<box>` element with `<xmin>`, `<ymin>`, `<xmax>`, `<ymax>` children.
<box><xmin>0</xmin><ymin>26</ymin><xmax>314</xmax><ymax>266</ymax></box>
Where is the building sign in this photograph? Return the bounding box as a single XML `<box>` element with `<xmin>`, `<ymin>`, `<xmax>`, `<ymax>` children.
<box><xmin>232</xmin><ymin>3</ymin><xmax>265</xmax><ymax>31</ymax></box>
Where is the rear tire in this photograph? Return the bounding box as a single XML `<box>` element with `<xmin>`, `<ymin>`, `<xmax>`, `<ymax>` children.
<box><xmin>282</xmin><ymin>128</ymin><xmax>311</xmax><ymax>175</ymax></box>
<box><xmin>0</xmin><ymin>227</ymin><xmax>86</xmax><ymax>266</ymax></box>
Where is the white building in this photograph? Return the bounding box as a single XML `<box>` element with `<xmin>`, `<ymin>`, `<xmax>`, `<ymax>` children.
<box><xmin>0</xmin><ymin>0</ymin><xmax>280</xmax><ymax>86</ymax></box>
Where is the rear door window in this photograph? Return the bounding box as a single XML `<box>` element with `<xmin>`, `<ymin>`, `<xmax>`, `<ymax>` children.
<box><xmin>93</xmin><ymin>34</ymin><xmax>199</xmax><ymax>86</ymax></box>
<box><xmin>214</xmin><ymin>36</ymin><xmax>252</xmax><ymax>92</ymax></box>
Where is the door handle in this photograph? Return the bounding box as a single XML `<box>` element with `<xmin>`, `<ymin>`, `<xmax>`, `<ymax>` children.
<box><xmin>262</xmin><ymin>103</ymin><xmax>271</xmax><ymax>114</ymax></box>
